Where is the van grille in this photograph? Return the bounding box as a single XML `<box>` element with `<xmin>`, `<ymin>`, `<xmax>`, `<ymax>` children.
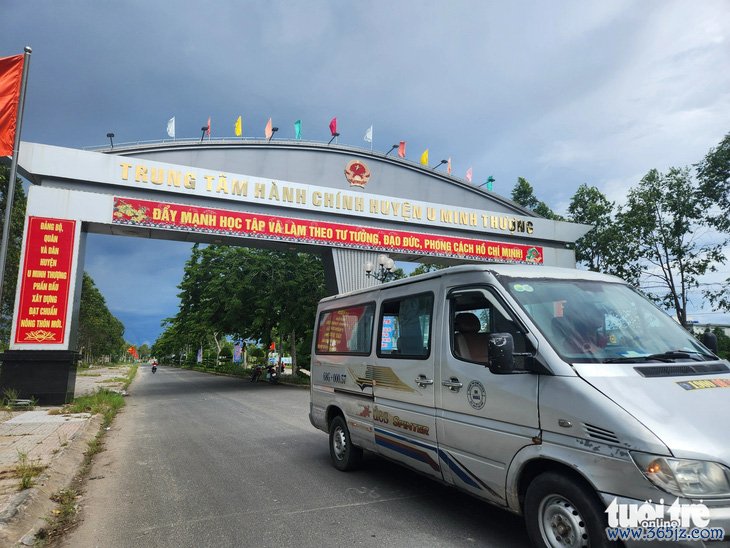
<box><xmin>634</xmin><ymin>363</ymin><xmax>729</xmax><ymax>377</ymax></box>
<box><xmin>584</xmin><ymin>423</ymin><xmax>620</xmax><ymax>444</ymax></box>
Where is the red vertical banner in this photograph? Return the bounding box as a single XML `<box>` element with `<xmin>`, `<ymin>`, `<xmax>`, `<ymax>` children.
<box><xmin>14</xmin><ymin>217</ymin><xmax>76</xmax><ymax>345</ymax></box>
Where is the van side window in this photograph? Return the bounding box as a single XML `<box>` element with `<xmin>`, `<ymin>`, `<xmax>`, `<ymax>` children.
<box><xmin>378</xmin><ymin>293</ymin><xmax>433</xmax><ymax>358</ymax></box>
<box><xmin>315</xmin><ymin>303</ymin><xmax>375</xmax><ymax>355</ymax></box>
<box><xmin>450</xmin><ymin>288</ymin><xmax>531</xmax><ymax>367</ymax></box>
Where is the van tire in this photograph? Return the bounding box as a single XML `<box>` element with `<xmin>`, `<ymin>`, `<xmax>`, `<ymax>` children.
<box><xmin>329</xmin><ymin>416</ymin><xmax>363</xmax><ymax>471</ymax></box>
<box><xmin>524</xmin><ymin>472</ymin><xmax>617</xmax><ymax>548</ymax></box>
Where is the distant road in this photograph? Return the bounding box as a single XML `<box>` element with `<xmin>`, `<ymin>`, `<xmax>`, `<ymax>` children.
<box><xmin>62</xmin><ymin>366</ymin><xmax>530</xmax><ymax>548</ymax></box>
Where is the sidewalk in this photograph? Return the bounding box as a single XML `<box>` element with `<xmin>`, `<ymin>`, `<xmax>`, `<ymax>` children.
<box><xmin>0</xmin><ymin>364</ymin><xmax>133</xmax><ymax>546</ymax></box>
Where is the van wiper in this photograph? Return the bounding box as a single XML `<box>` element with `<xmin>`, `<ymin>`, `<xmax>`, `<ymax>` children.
<box><xmin>602</xmin><ymin>351</ymin><xmax>708</xmax><ymax>364</ymax></box>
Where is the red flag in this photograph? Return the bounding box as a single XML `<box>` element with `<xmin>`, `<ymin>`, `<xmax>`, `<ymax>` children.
<box><xmin>269</xmin><ymin>342</ymin><xmax>276</xmax><ymax>351</ymax></box>
<box><xmin>127</xmin><ymin>346</ymin><xmax>139</xmax><ymax>359</ymax></box>
<box><xmin>205</xmin><ymin>116</ymin><xmax>211</xmax><ymax>136</ymax></box>
<box><xmin>329</xmin><ymin>117</ymin><xmax>337</xmax><ymax>136</ymax></box>
<box><xmin>0</xmin><ymin>54</ymin><xmax>24</xmax><ymax>157</ymax></box>
<box><xmin>397</xmin><ymin>141</ymin><xmax>406</xmax><ymax>158</ymax></box>
<box><xmin>466</xmin><ymin>167</ymin><xmax>473</xmax><ymax>183</ymax></box>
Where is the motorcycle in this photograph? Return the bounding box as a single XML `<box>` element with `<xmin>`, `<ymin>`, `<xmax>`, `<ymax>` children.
<box><xmin>266</xmin><ymin>364</ymin><xmax>279</xmax><ymax>384</ymax></box>
<box><xmin>151</xmin><ymin>364</ymin><xmax>157</xmax><ymax>374</ymax></box>
<box><xmin>250</xmin><ymin>365</ymin><xmax>263</xmax><ymax>383</ymax></box>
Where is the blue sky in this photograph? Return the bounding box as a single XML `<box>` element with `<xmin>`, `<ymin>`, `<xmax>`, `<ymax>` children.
<box><xmin>3</xmin><ymin>1</ymin><xmax>730</xmax><ymax>345</ymax></box>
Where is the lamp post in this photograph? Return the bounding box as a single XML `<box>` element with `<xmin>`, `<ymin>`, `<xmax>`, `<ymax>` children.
<box><xmin>384</xmin><ymin>144</ymin><xmax>398</xmax><ymax>157</ymax></box>
<box><xmin>106</xmin><ymin>132</ymin><xmax>115</xmax><ymax>149</ymax></box>
<box><xmin>432</xmin><ymin>159</ymin><xmax>447</xmax><ymax>171</ymax></box>
<box><xmin>268</xmin><ymin>127</ymin><xmax>279</xmax><ymax>142</ymax></box>
<box><xmin>328</xmin><ymin>132</ymin><xmax>340</xmax><ymax>145</ymax></box>
<box><xmin>365</xmin><ymin>254</ymin><xmax>396</xmax><ymax>283</ymax></box>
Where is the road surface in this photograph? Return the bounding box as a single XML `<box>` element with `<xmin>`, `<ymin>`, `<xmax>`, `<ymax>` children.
<box><xmin>61</xmin><ymin>366</ymin><xmax>531</xmax><ymax>548</ymax></box>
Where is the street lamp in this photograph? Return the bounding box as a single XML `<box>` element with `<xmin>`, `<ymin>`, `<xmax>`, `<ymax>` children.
<box><xmin>365</xmin><ymin>254</ymin><xmax>396</xmax><ymax>283</ymax></box>
<box><xmin>106</xmin><ymin>132</ymin><xmax>115</xmax><ymax>148</ymax></box>
<box><xmin>432</xmin><ymin>159</ymin><xmax>447</xmax><ymax>171</ymax></box>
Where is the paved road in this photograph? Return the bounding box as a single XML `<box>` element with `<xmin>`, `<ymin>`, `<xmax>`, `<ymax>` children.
<box><xmin>62</xmin><ymin>366</ymin><xmax>531</xmax><ymax>548</ymax></box>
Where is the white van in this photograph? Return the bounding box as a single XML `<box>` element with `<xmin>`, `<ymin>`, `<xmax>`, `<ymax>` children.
<box><xmin>309</xmin><ymin>264</ymin><xmax>730</xmax><ymax>548</ymax></box>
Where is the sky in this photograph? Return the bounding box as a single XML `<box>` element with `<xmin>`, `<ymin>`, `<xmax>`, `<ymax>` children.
<box><xmin>2</xmin><ymin>1</ymin><xmax>729</xmax><ymax>346</ymax></box>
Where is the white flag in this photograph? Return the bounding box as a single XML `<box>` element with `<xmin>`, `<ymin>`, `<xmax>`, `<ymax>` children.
<box><xmin>364</xmin><ymin>125</ymin><xmax>373</xmax><ymax>143</ymax></box>
<box><xmin>167</xmin><ymin>117</ymin><xmax>175</xmax><ymax>138</ymax></box>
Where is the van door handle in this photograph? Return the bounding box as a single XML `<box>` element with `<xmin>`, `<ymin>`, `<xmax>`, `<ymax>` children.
<box><xmin>415</xmin><ymin>375</ymin><xmax>434</xmax><ymax>388</ymax></box>
<box><xmin>442</xmin><ymin>378</ymin><xmax>463</xmax><ymax>392</ymax></box>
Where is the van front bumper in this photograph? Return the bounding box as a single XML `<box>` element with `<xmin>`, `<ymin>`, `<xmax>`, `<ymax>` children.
<box><xmin>599</xmin><ymin>493</ymin><xmax>730</xmax><ymax>547</ymax></box>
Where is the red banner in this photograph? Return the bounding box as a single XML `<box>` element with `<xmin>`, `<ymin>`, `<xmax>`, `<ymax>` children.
<box><xmin>112</xmin><ymin>197</ymin><xmax>543</xmax><ymax>264</ymax></box>
<box><xmin>14</xmin><ymin>217</ymin><xmax>76</xmax><ymax>345</ymax></box>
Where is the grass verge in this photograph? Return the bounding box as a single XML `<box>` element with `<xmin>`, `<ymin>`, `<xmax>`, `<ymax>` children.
<box><xmin>36</xmin><ymin>364</ymin><xmax>138</xmax><ymax>544</ymax></box>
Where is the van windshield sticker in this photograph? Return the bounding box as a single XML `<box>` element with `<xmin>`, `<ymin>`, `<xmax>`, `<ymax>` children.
<box><xmin>677</xmin><ymin>378</ymin><xmax>730</xmax><ymax>391</ymax></box>
<box><xmin>512</xmin><ymin>284</ymin><xmax>534</xmax><ymax>292</ymax></box>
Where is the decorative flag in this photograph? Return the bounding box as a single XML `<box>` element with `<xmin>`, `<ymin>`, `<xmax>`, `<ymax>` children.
<box><xmin>486</xmin><ymin>175</ymin><xmax>495</xmax><ymax>191</ymax></box>
<box><xmin>447</xmin><ymin>157</ymin><xmax>452</xmax><ymax>175</ymax></box>
<box><xmin>329</xmin><ymin>117</ymin><xmax>337</xmax><ymax>136</ymax></box>
<box><xmin>269</xmin><ymin>342</ymin><xmax>276</xmax><ymax>351</ymax></box>
<box><xmin>233</xmin><ymin>342</ymin><xmax>242</xmax><ymax>363</ymax></box>
<box><xmin>166</xmin><ymin>117</ymin><xmax>175</xmax><ymax>138</ymax></box>
<box><xmin>364</xmin><ymin>125</ymin><xmax>373</xmax><ymax>143</ymax></box>
<box><xmin>0</xmin><ymin>54</ymin><xmax>24</xmax><ymax>157</ymax></box>
<box><xmin>234</xmin><ymin>115</ymin><xmax>242</xmax><ymax>137</ymax></box>
<box><xmin>265</xmin><ymin>117</ymin><xmax>273</xmax><ymax>139</ymax></box>
<box><xmin>205</xmin><ymin>117</ymin><xmax>211</xmax><ymax>136</ymax></box>
<box><xmin>466</xmin><ymin>167</ymin><xmax>473</xmax><ymax>183</ymax></box>
<box><xmin>196</xmin><ymin>346</ymin><xmax>203</xmax><ymax>363</ymax></box>
<box><xmin>398</xmin><ymin>141</ymin><xmax>406</xmax><ymax>158</ymax></box>
<box><xmin>420</xmin><ymin>149</ymin><xmax>429</xmax><ymax>166</ymax></box>
<box><xmin>294</xmin><ymin>119</ymin><xmax>302</xmax><ymax>140</ymax></box>
<box><xmin>126</xmin><ymin>346</ymin><xmax>139</xmax><ymax>359</ymax></box>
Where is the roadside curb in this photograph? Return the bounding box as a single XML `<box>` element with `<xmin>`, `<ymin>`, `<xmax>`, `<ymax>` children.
<box><xmin>0</xmin><ymin>413</ymin><xmax>102</xmax><ymax>546</ymax></box>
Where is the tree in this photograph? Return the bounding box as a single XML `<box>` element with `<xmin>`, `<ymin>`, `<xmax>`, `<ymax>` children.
<box><xmin>155</xmin><ymin>245</ymin><xmax>328</xmax><ymax>371</ymax></box>
<box><xmin>616</xmin><ymin>167</ymin><xmax>725</xmax><ymax>327</ymax></box>
<box><xmin>77</xmin><ymin>272</ymin><xmax>126</xmax><ymax>362</ymax></box>
<box><xmin>567</xmin><ymin>184</ymin><xmax>622</xmax><ymax>273</ymax></box>
<box><xmin>0</xmin><ymin>166</ymin><xmax>27</xmax><ymax>347</ymax></box>
<box><xmin>511</xmin><ymin>177</ymin><xmax>563</xmax><ymax>220</ymax></box>
<box><xmin>697</xmin><ymin>131</ymin><xmax>730</xmax><ymax>232</ymax></box>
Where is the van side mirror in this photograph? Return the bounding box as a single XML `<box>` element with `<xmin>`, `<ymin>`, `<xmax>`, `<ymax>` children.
<box><xmin>488</xmin><ymin>333</ymin><xmax>515</xmax><ymax>374</ymax></box>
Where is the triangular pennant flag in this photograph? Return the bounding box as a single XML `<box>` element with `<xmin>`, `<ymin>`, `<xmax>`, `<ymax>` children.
<box><xmin>329</xmin><ymin>117</ymin><xmax>337</xmax><ymax>136</ymax></box>
<box><xmin>466</xmin><ymin>167</ymin><xmax>473</xmax><ymax>183</ymax></box>
<box><xmin>205</xmin><ymin>117</ymin><xmax>211</xmax><ymax>136</ymax></box>
<box><xmin>166</xmin><ymin>117</ymin><xmax>175</xmax><ymax>138</ymax></box>
<box><xmin>364</xmin><ymin>125</ymin><xmax>373</xmax><ymax>143</ymax></box>
<box><xmin>420</xmin><ymin>149</ymin><xmax>429</xmax><ymax>166</ymax></box>
<box><xmin>447</xmin><ymin>157</ymin><xmax>452</xmax><ymax>175</ymax></box>
<box><xmin>398</xmin><ymin>141</ymin><xmax>406</xmax><ymax>158</ymax></box>
<box><xmin>265</xmin><ymin>117</ymin><xmax>273</xmax><ymax>139</ymax></box>
<box><xmin>234</xmin><ymin>115</ymin><xmax>242</xmax><ymax>137</ymax></box>
<box><xmin>294</xmin><ymin>119</ymin><xmax>302</xmax><ymax>140</ymax></box>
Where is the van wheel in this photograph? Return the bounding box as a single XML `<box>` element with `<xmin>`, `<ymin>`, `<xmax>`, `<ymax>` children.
<box><xmin>329</xmin><ymin>416</ymin><xmax>363</xmax><ymax>471</ymax></box>
<box><xmin>524</xmin><ymin>472</ymin><xmax>616</xmax><ymax>548</ymax></box>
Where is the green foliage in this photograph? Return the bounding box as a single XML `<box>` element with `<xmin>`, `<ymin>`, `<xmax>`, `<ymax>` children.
<box><xmin>567</xmin><ymin>184</ymin><xmax>621</xmax><ymax>273</ymax></box>
<box><xmin>0</xmin><ymin>166</ymin><xmax>27</xmax><ymax>347</ymax></box>
<box><xmin>511</xmin><ymin>177</ymin><xmax>563</xmax><ymax>220</ymax></box>
<box><xmin>63</xmin><ymin>388</ymin><xmax>126</xmax><ymax>428</ymax></box>
<box><xmin>77</xmin><ymin>273</ymin><xmax>126</xmax><ymax>362</ymax></box>
<box><xmin>152</xmin><ymin>246</ymin><xmax>327</xmax><ymax>369</ymax></box>
<box><xmin>410</xmin><ymin>263</ymin><xmax>448</xmax><ymax>277</ymax></box>
<box><xmin>697</xmin><ymin>131</ymin><xmax>730</xmax><ymax>232</ymax></box>
<box><xmin>615</xmin><ymin>167</ymin><xmax>725</xmax><ymax>326</ymax></box>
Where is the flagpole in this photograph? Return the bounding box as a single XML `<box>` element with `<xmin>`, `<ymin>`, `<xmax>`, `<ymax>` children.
<box><xmin>0</xmin><ymin>46</ymin><xmax>32</xmax><ymax>310</ymax></box>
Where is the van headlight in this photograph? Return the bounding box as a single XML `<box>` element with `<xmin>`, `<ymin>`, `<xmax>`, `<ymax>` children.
<box><xmin>631</xmin><ymin>453</ymin><xmax>730</xmax><ymax>498</ymax></box>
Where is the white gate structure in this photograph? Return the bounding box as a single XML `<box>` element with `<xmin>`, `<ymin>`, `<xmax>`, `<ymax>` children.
<box><xmin>1</xmin><ymin>139</ymin><xmax>589</xmax><ymax>403</ymax></box>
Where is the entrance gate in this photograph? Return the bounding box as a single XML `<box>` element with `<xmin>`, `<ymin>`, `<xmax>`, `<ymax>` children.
<box><xmin>1</xmin><ymin>140</ymin><xmax>589</xmax><ymax>403</ymax></box>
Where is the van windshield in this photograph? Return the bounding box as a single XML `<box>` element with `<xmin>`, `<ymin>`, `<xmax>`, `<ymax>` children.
<box><xmin>498</xmin><ymin>276</ymin><xmax>713</xmax><ymax>364</ymax></box>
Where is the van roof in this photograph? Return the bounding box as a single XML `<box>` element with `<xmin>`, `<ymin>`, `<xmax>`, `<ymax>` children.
<box><xmin>319</xmin><ymin>263</ymin><xmax>624</xmax><ymax>304</ymax></box>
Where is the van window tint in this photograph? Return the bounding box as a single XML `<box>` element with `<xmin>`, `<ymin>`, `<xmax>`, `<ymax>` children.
<box><xmin>378</xmin><ymin>293</ymin><xmax>433</xmax><ymax>358</ymax></box>
<box><xmin>315</xmin><ymin>303</ymin><xmax>375</xmax><ymax>355</ymax></box>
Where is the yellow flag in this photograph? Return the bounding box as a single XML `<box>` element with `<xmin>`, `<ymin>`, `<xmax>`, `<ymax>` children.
<box><xmin>420</xmin><ymin>149</ymin><xmax>429</xmax><ymax>166</ymax></box>
<box><xmin>235</xmin><ymin>116</ymin><xmax>242</xmax><ymax>137</ymax></box>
